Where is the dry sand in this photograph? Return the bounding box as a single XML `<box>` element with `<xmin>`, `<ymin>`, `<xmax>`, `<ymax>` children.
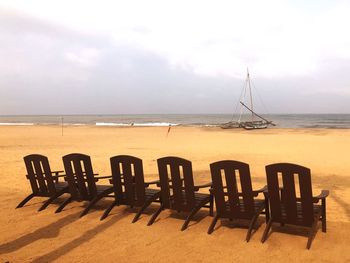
<box><xmin>0</xmin><ymin>126</ymin><xmax>349</xmax><ymax>262</ymax></box>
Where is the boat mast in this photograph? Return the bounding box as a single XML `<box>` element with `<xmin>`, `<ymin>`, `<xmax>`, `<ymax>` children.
<box><xmin>247</xmin><ymin>68</ymin><xmax>254</xmax><ymax>122</ymax></box>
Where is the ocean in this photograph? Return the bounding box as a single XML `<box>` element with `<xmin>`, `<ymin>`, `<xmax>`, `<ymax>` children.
<box><xmin>0</xmin><ymin>114</ymin><xmax>350</xmax><ymax>128</ymax></box>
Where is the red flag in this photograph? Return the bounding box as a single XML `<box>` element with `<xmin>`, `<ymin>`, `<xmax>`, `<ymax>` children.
<box><xmin>166</xmin><ymin>125</ymin><xmax>171</xmax><ymax>137</ymax></box>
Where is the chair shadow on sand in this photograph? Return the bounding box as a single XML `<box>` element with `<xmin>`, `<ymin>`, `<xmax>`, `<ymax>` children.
<box><xmin>158</xmin><ymin>209</ymin><xmax>210</xmax><ymax>229</ymax></box>
<box><xmin>0</xmin><ymin>211</ymin><xmax>82</xmax><ymax>254</ymax></box>
<box><xmin>0</xmin><ymin>198</ymin><xmax>140</xmax><ymax>262</ymax></box>
<box><xmin>30</xmin><ymin>209</ymin><xmax>130</xmax><ymax>263</ymax></box>
<box><xmin>212</xmin><ymin>217</ymin><xmax>266</xmax><ymax>237</ymax></box>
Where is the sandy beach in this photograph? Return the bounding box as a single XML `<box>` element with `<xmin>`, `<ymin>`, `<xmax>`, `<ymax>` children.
<box><xmin>1</xmin><ymin>125</ymin><xmax>349</xmax><ymax>262</ymax></box>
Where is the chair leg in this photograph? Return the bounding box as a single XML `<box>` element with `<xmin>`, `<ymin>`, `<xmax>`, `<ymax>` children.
<box><xmin>307</xmin><ymin>218</ymin><xmax>319</xmax><ymax>249</ymax></box>
<box><xmin>147</xmin><ymin>204</ymin><xmax>164</xmax><ymax>226</ymax></box>
<box><xmin>181</xmin><ymin>199</ymin><xmax>208</xmax><ymax>231</ymax></box>
<box><xmin>207</xmin><ymin>214</ymin><xmax>219</xmax><ymax>234</ymax></box>
<box><xmin>16</xmin><ymin>193</ymin><xmax>35</xmax><ymax>208</ymax></box>
<box><xmin>38</xmin><ymin>188</ymin><xmax>67</xmax><ymax>211</ymax></box>
<box><xmin>132</xmin><ymin>193</ymin><xmax>160</xmax><ymax>223</ymax></box>
<box><xmin>209</xmin><ymin>195</ymin><xmax>214</xmax><ymax>217</ymax></box>
<box><xmin>264</xmin><ymin>194</ymin><xmax>270</xmax><ymax>222</ymax></box>
<box><xmin>261</xmin><ymin>218</ymin><xmax>273</xmax><ymax>243</ymax></box>
<box><xmin>322</xmin><ymin>198</ymin><xmax>327</xmax><ymax>232</ymax></box>
<box><xmin>100</xmin><ymin>200</ymin><xmax>118</xmax><ymax>220</ymax></box>
<box><xmin>80</xmin><ymin>189</ymin><xmax>112</xmax><ymax>218</ymax></box>
<box><xmin>246</xmin><ymin>211</ymin><xmax>261</xmax><ymax>242</ymax></box>
<box><xmin>55</xmin><ymin>196</ymin><xmax>73</xmax><ymax>213</ymax></box>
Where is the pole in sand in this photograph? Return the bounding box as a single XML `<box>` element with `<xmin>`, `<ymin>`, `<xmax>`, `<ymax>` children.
<box><xmin>61</xmin><ymin>116</ymin><xmax>64</xmax><ymax>136</ymax></box>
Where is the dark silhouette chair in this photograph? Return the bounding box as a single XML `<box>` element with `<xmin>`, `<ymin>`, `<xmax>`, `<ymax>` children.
<box><xmin>208</xmin><ymin>160</ymin><xmax>268</xmax><ymax>241</ymax></box>
<box><xmin>147</xmin><ymin>156</ymin><xmax>213</xmax><ymax>231</ymax></box>
<box><xmin>261</xmin><ymin>163</ymin><xmax>329</xmax><ymax>249</ymax></box>
<box><xmin>100</xmin><ymin>155</ymin><xmax>161</xmax><ymax>221</ymax></box>
<box><xmin>56</xmin><ymin>153</ymin><xmax>114</xmax><ymax>216</ymax></box>
<box><xmin>17</xmin><ymin>154</ymin><xmax>69</xmax><ymax>211</ymax></box>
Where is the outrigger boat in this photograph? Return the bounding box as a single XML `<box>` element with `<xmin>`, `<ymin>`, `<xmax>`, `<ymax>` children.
<box><xmin>221</xmin><ymin>69</ymin><xmax>275</xmax><ymax>130</ymax></box>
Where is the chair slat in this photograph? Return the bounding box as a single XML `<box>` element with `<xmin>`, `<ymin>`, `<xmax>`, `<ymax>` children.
<box><xmin>110</xmin><ymin>158</ymin><xmax>124</xmax><ymax>202</ymax></box>
<box><xmin>182</xmin><ymin>161</ymin><xmax>195</xmax><ymax>210</ymax></box>
<box><xmin>170</xmin><ymin>163</ymin><xmax>184</xmax><ymax>210</ymax></box>
<box><xmin>224</xmin><ymin>166</ymin><xmax>240</xmax><ymax>214</ymax></box>
<box><xmin>134</xmin><ymin>158</ymin><xmax>146</xmax><ymax>205</ymax></box>
<box><xmin>73</xmin><ymin>159</ymin><xmax>89</xmax><ymax>199</ymax></box>
<box><xmin>282</xmin><ymin>171</ymin><xmax>297</xmax><ymax>222</ymax></box>
<box><xmin>238</xmin><ymin>163</ymin><xmax>255</xmax><ymax>216</ymax></box>
<box><xmin>158</xmin><ymin>159</ymin><xmax>171</xmax><ymax>209</ymax></box>
<box><xmin>266</xmin><ymin>165</ymin><xmax>282</xmax><ymax>221</ymax></box>
<box><xmin>210</xmin><ymin>163</ymin><xmax>226</xmax><ymax>216</ymax></box>
<box><xmin>299</xmin><ymin>170</ymin><xmax>314</xmax><ymax>225</ymax></box>
<box><xmin>24</xmin><ymin>156</ymin><xmax>40</xmax><ymax>194</ymax></box>
<box><xmin>32</xmin><ymin>159</ymin><xmax>48</xmax><ymax>195</ymax></box>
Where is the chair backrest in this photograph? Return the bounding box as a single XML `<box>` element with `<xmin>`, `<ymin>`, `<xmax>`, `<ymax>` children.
<box><xmin>210</xmin><ymin>160</ymin><xmax>255</xmax><ymax>219</ymax></box>
<box><xmin>265</xmin><ymin>163</ymin><xmax>314</xmax><ymax>226</ymax></box>
<box><xmin>157</xmin><ymin>156</ymin><xmax>195</xmax><ymax>211</ymax></box>
<box><xmin>24</xmin><ymin>154</ymin><xmax>57</xmax><ymax>196</ymax></box>
<box><xmin>110</xmin><ymin>155</ymin><xmax>146</xmax><ymax>206</ymax></box>
<box><xmin>62</xmin><ymin>153</ymin><xmax>97</xmax><ymax>201</ymax></box>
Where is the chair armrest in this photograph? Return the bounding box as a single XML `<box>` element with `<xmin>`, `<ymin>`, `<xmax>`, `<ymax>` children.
<box><xmin>313</xmin><ymin>190</ymin><xmax>329</xmax><ymax>202</ymax></box>
<box><xmin>253</xmin><ymin>185</ymin><xmax>268</xmax><ymax>197</ymax></box>
<box><xmin>194</xmin><ymin>182</ymin><xmax>212</xmax><ymax>191</ymax></box>
<box><xmin>156</xmin><ymin>178</ymin><xmax>184</xmax><ymax>187</ymax></box>
<box><xmin>94</xmin><ymin>175</ymin><xmax>112</xmax><ymax>182</ymax></box>
<box><xmin>95</xmin><ymin>175</ymin><xmax>112</xmax><ymax>179</ymax></box>
<box><xmin>52</xmin><ymin>170</ymin><xmax>64</xmax><ymax>175</ymax></box>
<box><xmin>145</xmin><ymin>179</ymin><xmax>160</xmax><ymax>187</ymax></box>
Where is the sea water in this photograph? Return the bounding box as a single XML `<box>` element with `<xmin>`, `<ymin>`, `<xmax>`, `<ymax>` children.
<box><xmin>0</xmin><ymin>114</ymin><xmax>349</xmax><ymax>128</ymax></box>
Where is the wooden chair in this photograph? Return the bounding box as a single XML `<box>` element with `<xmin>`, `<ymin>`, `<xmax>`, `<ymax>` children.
<box><xmin>100</xmin><ymin>155</ymin><xmax>161</xmax><ymax>222</ymax></box>
<box><xmin>16</xmin><ymin>154</ymin><xmax>69</xmax><ymax>211</ymax></box>
<box><xmin>148</xmin><ymin>156</ymin><xmax>213</xmax><ymax>231</ymax></box>
<box><xmin>261</xmin><ymin>163</ymin><xmax>329</xmax><ymax>249</ymax></box>
<box><xmin>208</xmin><ymin>160</ymin><xmax>268</xmax><ymax>241</ymax></box>
<box><xmin>56</xmin><ymin>153</ymin><xmax>114</xmax><ymax>216</ymax></box>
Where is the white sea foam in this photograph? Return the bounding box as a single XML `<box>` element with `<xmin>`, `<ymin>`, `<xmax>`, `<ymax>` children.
<box><xmin>133</xmin><ymin>122</ymin><xmax>178</xmax><ymax>127</ymax></box>
<box><xmin>95</xmin><ymin>122</ymin><xmax>178</xmax><ymax>127</ymax></box>
<box><xmin>0</xmin><ymin>122</ymin><xmax>34</xmax><ymax>126</ymax></box>
<box><xmin>96</xmin><ymin>122</ymin><xmax>132</xmax><ymax>126</ymax></box>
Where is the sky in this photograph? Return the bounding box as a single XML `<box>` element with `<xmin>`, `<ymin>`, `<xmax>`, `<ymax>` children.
<box><xmin>0</xmin><ymin>0</ymin><xmax>350</xmax><ymax>114</ymax></box>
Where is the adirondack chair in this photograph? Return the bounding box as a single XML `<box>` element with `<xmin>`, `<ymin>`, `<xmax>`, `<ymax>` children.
<box><xmin>261</xmin><ymin>163</ymin><xmax>329</xmax><ymax>249</ymax></box>
<box><xmin>208</xmin><ymin>160</ymin><xmax>268</xmax><ymax>241</ymax></box>
<box><xmin>55</xmin><ymin>153</ymin><xmax>114</xmax><ymax>216</ymax></box>
<box><xmin>147</xmin><ymin>156</ymin><xmax>213</xmax><ymax>231</ymax></box>
<box><xmin>16</xmin><ymin>154</ymin><xmax>69</xmax><ymax>211</ymax></box>
<box><xmin>100</xmin><ymin>155</ymin><xmax>161</xmax><ymax>222</ymax></box>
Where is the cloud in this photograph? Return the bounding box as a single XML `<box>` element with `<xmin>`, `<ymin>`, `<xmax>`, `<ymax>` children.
<box><xmin>0</xmin><ymin>2</ymin><xmax>350</xmax><ymax>114</ymax></box>
<box><xmin>3</xmin><ymin>0</ymin><xmax>350</xmax><ymax>79</ymax></box>
<box><xmin>64</xmin><ymin>48</ymin><xmax>101</xmax><ymax>67</ymax></box>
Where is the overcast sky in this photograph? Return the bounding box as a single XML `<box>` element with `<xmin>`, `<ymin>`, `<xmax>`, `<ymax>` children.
<box><xmin>1</xmin><ymin>0</ymin><xmax>350</xmax><ymax>114</ymax></box>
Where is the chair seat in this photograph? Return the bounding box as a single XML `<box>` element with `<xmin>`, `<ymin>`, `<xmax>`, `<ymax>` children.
<box><xmin>225</xmin><ymin>199</ymin><xmax>265</xmax><ymax>212</ymax></box>
<box><xmin>114</xmin><ymin>187</ymin><xmax>161</xmax><ymax>206</ymax></box>
<box><xmin>221</xmin><ymin>199</ymin><xmax>265</xmax><ymax>219</ymax></box>
<box><xmin>145</xmin><ymin>188</ymin><xmax>161</xmax><ymax>196</ymax></box>
<box><xmin>54</xmin><ymin>181</ymin><xmax>69</xmax><ymax>190</ymax></box>
<box><xmin>279</xmin><ymin>203</ymin><xmax>322</xmax><ymax>222</ymax></box>
<box><xmin>169</xmin><ymin>192</ymin><xmax>211</xmax><ymax>211</ymax></box>
<box><xmin>96</xmin><ymin>185</ymin><xmax>114</xmax><ymax>194</ymax></box>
